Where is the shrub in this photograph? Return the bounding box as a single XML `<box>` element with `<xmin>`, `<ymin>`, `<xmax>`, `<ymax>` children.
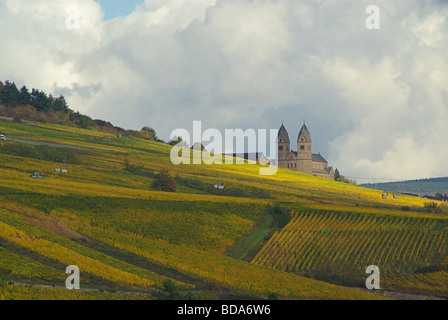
<box><xmin>439</xmin><ymin>203</ymin><xmax>448</xmax><ymax>215</ymax></box>
<box><xmin>151</xmin><ymin>171</ymin><xmax>177</xmax><ymax>192</ymax></box>
<box><xmin>124</xmin><ymin>159</ymin><xmax>155</xmax><ymax>178</ymax></box>
<box><xmin>424</xmin><ymin>202</ymin><xmax>439</xmax><ymax>213</ymax></box>
<box><xmin>267</xmin><ymin>292</ymin><xmax>279</xmax><ymax>300</ymax></box>
<box><xmin>162</xmin><ymin>279</ymin><xmax>179</xmax><ymax>299</ymax></box>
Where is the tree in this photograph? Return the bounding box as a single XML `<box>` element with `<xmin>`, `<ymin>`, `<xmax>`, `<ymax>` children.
<box><xmin>162</xmin><ymin>279</ymin><xmax>179</xmax><ymax>299</ymax></box>
<box><xmin>53</xmin><ymin>95</ymin><xmax>69</xmax><ymax>112</ymax></box>
<box><xmin>151</xmin><ymin>171</ymin><xmax>177</xmax><ymax>192</ymax></box>
<box><xmin>31</xmin><ymin>89</ymin><xmax>51</xmax><ymax>112</ymax></box>
<box><xmin>334</xmin><ymin>168</ymin><xmax>356</xmax><ymax>185</ymax></box>
<box><xmin>424</xmin><ymin>202</ymin><xmax>439</xmax><ymax>213</ymax></box>
<box><xmin>19</xmin><ymin>86</ymin><xmax>32</xmax><ymax>106</ymax></box>
<box><xmin>78</xmin><ymin>114</ymin><xmax>93</xmax><ymax>129</ymax></box>
<box><xmin>140</xmin><ymin>126</ymin><xmax>158</xmax><ymax>141</ymax></box>
<box><xmin>69</xmin><ymin>111</ymin><xmax>78</xmax><ymax>121</ymax></box>
<box><xmin>334</xmin><ymin>169</ymin><xmax>341</xmax><ymax>181</ymax></box>
<box><xmin>0</xmin><ymin>83</ymin><xmax>4</xmax><ymax>106</ymax></box>
<box><xmin>169</xmin><ymin>136</ymin><xmax>185</xmax><ymax>146</ymax></box>
<box><xmin>0</xmin><ymin>81</ymin><xmax>21</xmax><ymax>107</ymax></box>
<box><xmin>12</xmin><ymin>105</ymin><xmax>38</xmax><ymax>121</ymax></box>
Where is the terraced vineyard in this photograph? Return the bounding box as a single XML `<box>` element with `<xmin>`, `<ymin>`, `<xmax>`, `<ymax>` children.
<box><xmin>252</xmin><ymin>210</ymin><xmax>448</xmax><ymax>288</ymax></box>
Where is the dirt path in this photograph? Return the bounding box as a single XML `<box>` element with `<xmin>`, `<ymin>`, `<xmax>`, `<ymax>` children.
<box><xmin>10</xmin><ymin>138</ymin><xmax>117</xmax><ymax>154</ymax></box>
<box><xmin>26</xmin><ymin>219</ymin><xmax>91</xmax><ymax>244</ymax></box>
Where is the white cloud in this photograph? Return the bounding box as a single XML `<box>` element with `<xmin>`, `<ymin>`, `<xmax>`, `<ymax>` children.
<box><xmin>0</xmin><ymin>0</ymin><xmax>104</xmax><ymax>90</ymax></box>
<box><xmin>1</xmin><ymin>0</ymin><xmax>447</xmax><ymax>181</ymax></box>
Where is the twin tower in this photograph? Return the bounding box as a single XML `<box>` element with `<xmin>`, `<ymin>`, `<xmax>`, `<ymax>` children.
<box><xmin>277</xmin><ymin>123</ymin><xmax>334</xmax><ymax>180</ymax></box>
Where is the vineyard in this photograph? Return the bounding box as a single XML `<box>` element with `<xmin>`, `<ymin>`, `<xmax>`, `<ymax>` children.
<box><xmin>0</xmin><ymin>118</ymin><xmax>447</xmax><ymax>299</ymax></box>
<box><xmin>0</xmin><ymin>210</ymin><xmax>188</xmax><ymax>290</ymax></box>
<box><xmin>0</xmin><ymin>246</ymin><xmax>65</xmax><ymax>284</ymax></box>
<box><xmin>252</xmin><ymin>210</ymin><xmax>448</xmax><ymax>292</ymax></box>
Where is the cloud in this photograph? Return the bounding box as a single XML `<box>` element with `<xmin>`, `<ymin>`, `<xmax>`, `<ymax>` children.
<box><xmin>53</xmin><ymin>82</ymin><xmax>103</xmax><ymax>100</ymax></box>
<box><xmin>0</xmin><ymin>0</ymin><xmax>104</xmax><ymax>95</ymax></box>
<box><xmin>0</xmin><ymin>0</ymin><xmax>447</xmax><ymax>181</ymax></box>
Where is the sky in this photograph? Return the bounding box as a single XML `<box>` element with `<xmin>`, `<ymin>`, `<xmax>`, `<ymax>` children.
<box><xmin>0</xmin><ymin>0</ymin><xmax>447</xmax><ymax>183</ymax></box>
<box><xmin>95</xmin><ymin>0</ymin><xmax>142</xmax><ymax>20</ymax></box>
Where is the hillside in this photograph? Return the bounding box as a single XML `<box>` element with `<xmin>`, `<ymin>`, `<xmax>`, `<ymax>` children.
<box><xmin>361</xmin><ymin>178</ymin><xmax>448</xmax><ymax>199</ymax></box>
<box><xmin>0</xmin><ymin>118</ymin><xmax>447</xmax><ymax>300</ymax></box>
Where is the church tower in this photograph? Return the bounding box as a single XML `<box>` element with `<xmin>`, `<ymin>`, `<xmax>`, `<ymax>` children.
<box><xmin>277</xmin><ymin>124</ymin><xmax>290</xmax><ymax>168</ymax></box>
<box><xmin>296</xmin><ymin>123</ymin><xmax>312</xmax><ymax>174</ymax></box>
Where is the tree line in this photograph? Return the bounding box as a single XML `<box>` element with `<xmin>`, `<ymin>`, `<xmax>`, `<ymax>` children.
<box><xmin>0</xmin><ymin>80</ymin><xmax>160</xmax><ymax>141</ymax></box>
<box><xmin>0</xmin><ymin>80</ymin><xmax>69</xmax><ymax>113</ymax></box>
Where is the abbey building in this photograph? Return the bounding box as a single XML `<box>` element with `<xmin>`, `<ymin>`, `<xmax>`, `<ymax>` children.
<box><xmin>277</xmin><ymin>123</ymin><xmax>334</xmax><ymax>180</ymax></box>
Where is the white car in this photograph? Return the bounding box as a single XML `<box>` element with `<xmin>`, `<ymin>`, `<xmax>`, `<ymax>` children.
<box><xmin>1</xmin><ymin>134</ymin><xmax>7</xmax><ymax>141</ymax></box>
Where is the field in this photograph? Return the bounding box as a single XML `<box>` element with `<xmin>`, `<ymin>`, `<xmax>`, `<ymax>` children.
<box><xmin>0</xmin><ymin>118</ymin><xmax>447</xmax><ymax>300</ymax></box>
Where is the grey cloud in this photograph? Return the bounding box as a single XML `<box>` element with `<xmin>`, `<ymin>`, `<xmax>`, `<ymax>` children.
<box><xmin>53</xmin><ymin>82</ymin><xmax>103</xmax><ymax>100</ymax></box>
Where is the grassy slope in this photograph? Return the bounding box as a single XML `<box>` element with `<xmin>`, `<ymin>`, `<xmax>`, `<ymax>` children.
<box><xmin>227</xmin><ymin>211</ymin><xmax>274</xmax><ymax>261</ymax></box>
<box><xmin>1</xmin><ymin>119</ymin><xmax>445</xmax><ymax>299</ymax></box>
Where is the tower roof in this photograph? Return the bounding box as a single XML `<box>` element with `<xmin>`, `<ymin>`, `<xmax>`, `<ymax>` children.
<box><xmin>278</xmin><ymin>124</ymin><xmax>290</xmax><ymax>142</ymax></box>
<box><xmin>297</xmin><ymin>124</ymin><xmax>311</xmax><ymax>142</ymax></box>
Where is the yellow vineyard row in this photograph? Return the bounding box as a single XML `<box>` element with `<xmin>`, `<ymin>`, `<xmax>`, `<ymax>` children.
<box><xmin>0</xmin><ymin>218</ymin><xmax>178</xmax><ymax>289</ymax></box>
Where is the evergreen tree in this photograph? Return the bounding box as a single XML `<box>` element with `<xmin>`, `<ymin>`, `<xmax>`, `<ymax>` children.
<box><xmin>54</xmin><ymin>95</ymin><xmax>69</xmax><ymax>112</ymax></box>
<box><xmin>19</xmin><ymin>86</ymin><xmax>32</xmax><ymax>106</ymax></box>
<box><xmin>334</xmin><ymin>169</ymin><xmax>341</xmax><ymax>181</ymax></box>
<box><xmin>0</xmin><ymin>81</ymin><xmax>21</xmax><ymax>107</ymax></box>
<box><xmin>31</xmin><ymin>89</ymin><xmax>51</xmax><ymax>112</ymax></box>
